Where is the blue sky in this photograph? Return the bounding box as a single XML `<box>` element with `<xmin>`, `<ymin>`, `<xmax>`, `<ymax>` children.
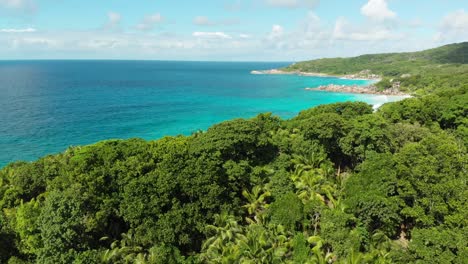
<box><xmin>0</xmin><ymin>0</ymin><xmax>467</xmax><ymax>61</ymax></box>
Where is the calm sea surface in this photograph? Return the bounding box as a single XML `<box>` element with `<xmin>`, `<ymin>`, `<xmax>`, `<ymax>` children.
<box><xmin>0</xmin><ymin>60</ymin><xmax>403</xmax><ymax>167</ymax></box>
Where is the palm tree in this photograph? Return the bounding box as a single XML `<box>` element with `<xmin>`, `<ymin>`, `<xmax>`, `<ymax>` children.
<box><xmin>293</xmin><ymin>170</ymin><xmax>326</xmax><ymax>204</ymax></box>
<box><xmin>290</xmin><ymin>162</ymin><xmax>329</xmax><ymax>205</ymax></box>
<box><xmin>200</xmin><ymin>212</ymin><xmax>245</xmax><ymax>263</ymax></box>
<box><xmin>237</xmin><ymin>224</ymin><xmax>292</xmax><ymax>264</ymax></box>
<box><xmin>242</xmin><ymin>185</ymin><xmax>271</xmax><ymax>219</ymax></box>
<box><xmin>100</xmin><ymin>232</ymin><xmax>144</xmax><ymax>264</ymax></box>
<box><xmin>290</xmin><ymin>152</ymin><xmax>341</xmax><ymax>210</ymax></box>
<box><xmin>365</xmin><ymin>231</ymin><xmax>399</xmax><ymax>264</ymax></box>
<box><xmin>307</xmin><ymin>235</ymin><xmax>335</xmax><ymax>264</ymax></box>
<box><xmin>341</xmin><ymin>250</ymin><xmax>364</xmax><ymax>264</ymax></box>
<box><xmin>237</xmin><ymin>227</ymin><xmax>270</xmax><ymax>263</ymax></box>
<box><xmin>291</xmin><ymin>153</ymin><xmax>327</xmax><ymax>170</ymax></box>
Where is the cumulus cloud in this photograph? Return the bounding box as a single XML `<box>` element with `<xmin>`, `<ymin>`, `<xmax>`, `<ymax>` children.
<box><xmin>268</xmin><ymin>24</ymin><xmax>284</xmax><ymax>40</ymax></box>
<box><xmin>136</xmin><ymin>13</ymin><xmax>164</xmax><ymax>31</ymax></box>
<box><xmin>105</xmin><ymin>11</ymin><xmax>122</xmax><ymax>30</ymax></box>
<box><xmin>441</xmin><ymin>9</ymin><xmax>468</xmax><ymax>31</ymax></box>
<box><xmin>300</xmin><ymin>12</ymin><xmax>323</xmax><ymax>36</ymax></box>
<box><xmin>0</xmin><ymin>3</ymin><xmax>438</xmax><ymax>61</ymax></box>
<box><xmin>261</xmin><ymin>12</ymin><xmax>331</xmax><ymax>53</ymax></box>
<box><xmin>361</xmin><ymin>0</ymin><xmax>396</xmax><ymax>21</ymax></box>
<box><xmin>192</xmin><ymin>31</ymin><xmax>232</xmax><ymax>39</ymax></box>
<box><xmin>265</xmin><ymin>0</ymin><xmax>319</xmax><ymax>9</ymax></box>
<box><xmin>108</xmin><ymin>12</ymin><xmax>121</xmax><ymax>25</ymax></box>
<box><xmin>0</xmin><ymin>27</ymin><xmax>36</xmax><ymax>33</ymax></box>
<box><xmin>0</xmin><ymin>29</ymin><xmax>251</xmax><ymax>59</ymax></box>
<box><xmin>333</xmin><ymin>17</ymin><xmax>402</xmax><ymax>41</ymax></box>
<box><xmin>434</xmin><ymin>9</ymin><xmax>468</xmax><ymax>42</ymax></box>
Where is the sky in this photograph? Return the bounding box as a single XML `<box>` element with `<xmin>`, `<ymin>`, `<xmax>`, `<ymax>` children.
<box><xmin>0</xmin><ymin>0</ymin><xmax>467</xmax><ymax>61</ymax></box>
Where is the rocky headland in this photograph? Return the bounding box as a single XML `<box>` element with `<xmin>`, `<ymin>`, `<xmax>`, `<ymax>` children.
<box><xmin>251</xmin><ymin>68</ymin><xmax>410</xmax><ymax>95</ymax></box>
<box><xmin>306</xmin><ymin>84</ymin><xmax>407</xmax><ymax>96</ymax></box>
<box><xmin>251</xmin><ymin>69</ymin><xmax>381</xmax><ymax>81</ymax></box>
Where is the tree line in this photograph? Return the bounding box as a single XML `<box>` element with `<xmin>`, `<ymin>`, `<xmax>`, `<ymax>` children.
<box><xmin>0</xmin><ymin>84</ymin><xmax>466</xmax><ymax>263</ymax></box>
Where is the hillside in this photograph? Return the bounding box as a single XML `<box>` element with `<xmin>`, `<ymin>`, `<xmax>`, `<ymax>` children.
<box><xmin>0</xmin><ymin>44</ymin><xmax>467</xmax><ymax>264</ymax></box>
<box><xmin>284</xmin><ymin>42</ymin><xmax>468</xmax><ymax>94</ymax></box>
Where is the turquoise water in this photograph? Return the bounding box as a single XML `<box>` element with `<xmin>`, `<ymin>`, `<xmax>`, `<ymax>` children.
<box><xmin>0</xmin><ymin>61</ymin><xmax>404</xmax><ymax>167</ymax></box>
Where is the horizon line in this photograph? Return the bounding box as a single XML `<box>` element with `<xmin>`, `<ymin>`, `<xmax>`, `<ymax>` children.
<box><xmin>0</xmin><ymin>59</ymin><xmax>294</xmax><ymax>63</ymax></box>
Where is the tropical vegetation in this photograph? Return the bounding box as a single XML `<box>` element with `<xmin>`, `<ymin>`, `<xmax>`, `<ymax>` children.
<box><xmin>0</xmin><ymin>43</ymin><xmax>467</xmax><ymax>263</ymax></box>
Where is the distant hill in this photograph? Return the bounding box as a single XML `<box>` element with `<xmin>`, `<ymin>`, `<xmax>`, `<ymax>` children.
<box><xmin>417</xmin><ymin>42</ymin><xmax>468</xmax><ymax>64</ymax></box>
<box><xmin>285</xmin><ymin>42</ymin><xmax>468</xmax><ymax>76</ymax></box>
<box><xmin>284</xmin><ymin>42</ymin><xmax>468</xmax><ymax>93</ymax></box>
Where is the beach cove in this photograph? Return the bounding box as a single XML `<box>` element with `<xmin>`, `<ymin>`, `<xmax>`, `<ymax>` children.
<box><xmin>251</xmin><ymin>68</ymin><xmax>410</xmax><ymax>96</ymax></box>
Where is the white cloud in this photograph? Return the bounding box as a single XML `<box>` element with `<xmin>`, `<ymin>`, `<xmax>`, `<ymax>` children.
<box><xmin>262</xmin><ymin>13</ymin><xmax>329</xmax><ymax>52</ymax></box>
<box><xmin>333</xmin><ymin>17</ymin><xmax>402</xmax><ymax>41</ymax></box>
<box><xmin>105</xmin><ymin>12</ymin><xmax>122</xmax><ymax>30</ymax></box>
<box><xmin>265</xmin><ymin>0</ymin><xmax>319</xmax><ymax>9</ymax></box>
<box><xmin>79</xmin><ymin>39</ymin><xmax>125</xmax><ymax>50</ymax></box>
<box><xmin>361</xmin><ymin>0</ymin><xmax>396</xmax><ymax>21</ymax></box>
<box><xmin>0</xmin><ymin>27</ymin><xmax>36</xmax><ymax>33</ymax></box>
<box><xmin>136</xmin><ymin>13</ymin><xmax>164</xmax><ymax>31</ymax></box>
<box><xmin>349</xmin><ymin>29</ymin><xmax>398</xmax><ymax>41</ymax></box>
<box><xmin>108</xmin><ymin>12</ymin><xmax>121</xmax><ymax>26</ymax></box>
<box><xmin>300</xmin><ymin>12</ymin><xmax>322</xmax><ymax>35</ymax></box>
<box><xmin>193</xmin><ymin>31</ymin><xmax>232</xmax><ymax>39</ymax></box>
<box><xmin>333</xmin><ymin>17</ymin><xmax>349</xmax><ymax>39</ymax></box>
<box><xmin>441</xmin><ymin>9</ymin><xmax>468</xmax><ymax>31</ymax></box>
<box><xmin>0</xmin><ymin>30</ymin><xmax>251</xmax><ymax>59</ymax></box>
<box><xmin>0</xmin><ymin>6</ymin><xmax>437</xmax><ymax>61</ymax></box>
<box><xmin>268</xmin><ymin>24</ymin><xmax>284</xmax><ymax>40</ymax></box>
<box><xmin>263</xmin><ymin>24</ymin><xmax>289</xmax><ymax>50</ymax></box>
<box><xmin>434</xmin><ymin>9</ymin><xmax>468</xmax><ymax>42</ymax></box>
<box><xmin>194</xmin><ymin>16</ymin><xmax>213</xmax><ymax>26</ymax></box>
<box><xmin>9</xmin><ymin>37</ymin><xmax>57</xmax><ymax>49</ymax></box>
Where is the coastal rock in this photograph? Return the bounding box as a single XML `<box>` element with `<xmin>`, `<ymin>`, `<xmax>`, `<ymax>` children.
<box><xmin>308</xmin><ymin>84</ymin><xmax>407</xmax><ymax>96</ymax></box>
<box><xmin>251</xmin><ymin>68</ymin><xmax>380</xmax><ymax>81</ymax></box>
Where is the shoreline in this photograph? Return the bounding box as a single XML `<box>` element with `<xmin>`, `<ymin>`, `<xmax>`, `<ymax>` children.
<box><xmin>306</xmin><ymin>84</ymin><xmax>409</xmax><ymax>96</ymax></box>
<box><xmin>252</xmin><ymin>68</ymin><xmax>410</xmax><ymax>96</ymax></box>
<box><xmin>250</xmin><ymin>69</ymin><xmax>381</xmax><ymax>81</ymax></box>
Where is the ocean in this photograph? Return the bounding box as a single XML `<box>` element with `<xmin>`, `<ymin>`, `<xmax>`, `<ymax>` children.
<box><xmin>0</xmin><ymin>60</ymin><xmax>405</xmax><ymax>167</ymax></box>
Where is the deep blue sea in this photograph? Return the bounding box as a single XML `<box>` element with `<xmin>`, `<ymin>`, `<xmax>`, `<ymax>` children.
<box><xmin>0</xmin><ymin>60</ymin><xmax>405</xmax><ymax>167</ymax></box>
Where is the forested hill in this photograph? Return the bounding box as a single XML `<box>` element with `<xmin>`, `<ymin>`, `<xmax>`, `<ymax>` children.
<box><xmin>284</xmin><ymin>42</ymin><xmax>468</xmax><ymax>94</ymax></box>
<box><xmin>0</xmin><ymin>45</ymin><xmax>467</xmax><ymax>264</ymax></box>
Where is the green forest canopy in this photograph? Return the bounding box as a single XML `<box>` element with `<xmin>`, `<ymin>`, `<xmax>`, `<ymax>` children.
<box><xmin>0</xmin><ymin>43</ymin><xmax>467</xmax><ymax>264</ymax></box>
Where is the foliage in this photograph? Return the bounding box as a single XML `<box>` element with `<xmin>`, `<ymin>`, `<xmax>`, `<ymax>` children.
<box><xmin>284</xmin><ymin>42</ymin><xmax>468</xmax><ymax>94</ymax></box>
<box><xmin>1</xmin><ymin>44</ymin><xmax>467</xmax><ymax>263</ymax></box>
